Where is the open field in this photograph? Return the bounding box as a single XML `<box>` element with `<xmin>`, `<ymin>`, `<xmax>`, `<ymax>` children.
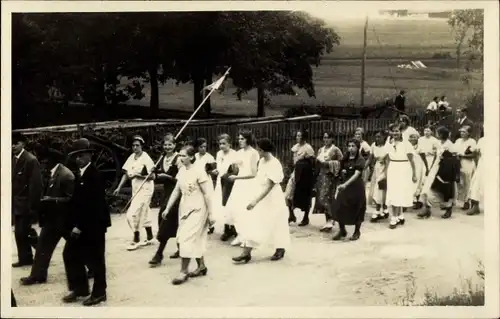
<box><xmin>12</xmin><ymin>207</ymin><xmax>483</xmax><ymax>307</ymax></box>
<box><xmin>124</xmin><ymin>18</ymin><xmax>482</xmax><ymax>117</ymax></box>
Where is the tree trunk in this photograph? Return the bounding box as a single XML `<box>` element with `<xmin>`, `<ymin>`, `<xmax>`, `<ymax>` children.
<box><xmin>149</xmin><ymin>66</ymin><xmax>159</xmax><ymax>115</ymax></box>
<box><xmin>193</xmin><ymin>71</ymin><xmax>204</xmax><ymax>118</ymax></box>
<box><xmin>204</xmin><ymin>71</ymin><xmax>213</xmax><ymax>117</ymax></box>
<box><xmin>257</xmin><ymin>83</ymin><xmax>265</xmax><ymax>117</ymax></box>
<box><xmin>456</xmin><ymin>44</ymin><xmax>461</xmax><ymax>69</ymax></box>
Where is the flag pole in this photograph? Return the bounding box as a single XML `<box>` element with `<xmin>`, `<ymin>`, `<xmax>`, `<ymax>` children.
<box><xmin>118</xmin><ymin>67</ymin><xmax>231</xmax><ymax>215</ymax></box>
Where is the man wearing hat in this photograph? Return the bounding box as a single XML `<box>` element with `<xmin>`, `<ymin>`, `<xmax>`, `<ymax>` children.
<box><xmin>62</xmin><ymin>138</ymin><xmax>111</xmax><ymax>306</ymax></box>
<box><xmin>20</xmin><ymin>147</ymin><xmax>75</xmax><ymax>285</ymax></box>
<box><xmin>12</xmin><ymin>132</ymin><xmax>42</xmax><ymax>267</ymax></box>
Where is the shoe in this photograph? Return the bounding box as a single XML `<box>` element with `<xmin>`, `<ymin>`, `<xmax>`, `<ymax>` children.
<box><xmin>208</xmin><ymin>226</ymin><xmax>215</xmax><ymax>234</ymax></box>
<box><xmin>389</xmin><ymin>217</ymin><xmax>398</xmax><ymax>229</ymax></box>
<box><xmin>148</xmin><ymin>254</ymin><xmax>163</xmax><ymax>266</ymax></box>
<box><xmin>126</xmin><ymin>242</ymin><xmax>140</xmax><ymax>251</ymax></box>
<box><xmin>232</xmin><ymin>254</ymin><xmax>252</xmax><ymax>263</ymax></box>
<box><xmin>187</xmin><ymin>267</ymin><xmax>208</xmax><ymax>278</ymax></box>
<box><xmin>220</xmin><ymin>232</ymin><xmax>233</xmax><ymax>242</ymax></box>
<box><xmin>350</xmin><ymin>232</ymin><xmax>361</xmax><ymax>241</ymax></box>
<box><xmin>461</xmin><ymin>202</ymin><xmax>470</xmax><ymax>210</ymax></box>
<box><xmin>298</xmin><ymin>218</ymin><xmax>309</xmax><ymax>227</ymax></box>
<box><xmin>417</xmin><ymin>208</ymin><xmax>431</xmax><ymax>219</ymax></box>
<box><xmin>230</xmin><ymin>237</ymin><xmax>241</xmax><ymax>246</ymax></box>
<box><xmin>172</xmin><ymin>272</ymin><xmax>189</xmax><ymax>285</ymax></box>
<box><xmin>20</xmin><ymin>276</ymin><xmax>47</xmax><ymax>286</ymax></box>
<box><xmin>270</xmin><ymin>248</ymin><xmax>285</xmax><ymax>261</ymax></box>
<box><xmin>82</xmin><ymin>294</ymin><xmax>107</xmax><ymax>306</ymax></box>
<box><xmin>288</xmin><ymin>215</ymin><xmax>297</xmax><ymax>224</ymax></box>
<box><xmin>441</xmin><ymin>207</ymin><xmax>452</xmax><ymax>219</ymax></box>
<box><xmin>139</xmin><ymin>239</ymin><xmax>155</xmax><ymax>247</ymax></box>
<box><xmin>332</xmin><ymin>230</ymin><xmax>347</xmax><ymax>241</ymax></box>
<box><xmin>466</xmin><ymin>204</ymin><xmax>480</xmax><ymax>216</ymax></box>
<box><xmin>370</xmin><ymin>212</ymin><xmax>382</xmax><ymax>223</ymax></box>
<box><xmin>397</xmin><ymin>217</ymin><xmax>405</xmax><ymax>225</ymax></box>
<box><xmin>62</xmin><ymin>291</ymin><xmax>89</xmax><ymax>303</ymax></box>
<box><xmin>220</xmin><ymin>225</ymin><xmax>235</xmax><ymax>242</ymax></box>
<box><xmin>320</xmin><ymin>220</ymin><xmax>334</xmax><ymax>232</ymax></box>
<box><xmin>169</xmin><ymin>251</ymin><xmax>180</xmax><ymax>259</ymax></box>
<box><xmin>12</xmin><ymin>260</ymin><xmax>33</xmax><ymax>268</ymax></box>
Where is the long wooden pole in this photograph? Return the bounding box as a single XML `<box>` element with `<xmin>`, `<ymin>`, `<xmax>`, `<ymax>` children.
<box><xmin>361</xmin><ymin>15</ymin><xmax>368</xmax><ymax>107</ymax></box>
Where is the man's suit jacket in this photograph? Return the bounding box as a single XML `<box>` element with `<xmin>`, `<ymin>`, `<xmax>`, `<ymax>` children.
<box><xmin>452</xmin><ymin>117</ymin><xmax>474</xmax><ymax>141</ymax></box>
<box><xmin>39</xmin><ymin>164</ymin><xmax>75</xmax><ymax>228</ymax></box>
<box><xmin>12</xmin><ymin>150</ymin><xmax>42</xmax><ymax>217</ymax></box>
<box><xmin>69</xmin><ymin>164</ymin><xmax>111</xmax><ymax>233</ymax></box>
<box><xmin>394</xmin><ymin>95</ymin><xmax>406</xmax><ymax>111</ymax></box>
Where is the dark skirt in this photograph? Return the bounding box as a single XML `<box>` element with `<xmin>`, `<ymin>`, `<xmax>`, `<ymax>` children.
<box><xmin>313</xmin><ymin>170</ymin><xmax>337</xmax><ymax>218</ymax></box>
<box><xmin>156</xmin><ymin>184</ymin><xmax>180</xmax><ymax>243</ymax></box>
<box><xmin>293</xmin><ymin>158</ymin><xmax>315</xmax><ymax>212</ymax></box>
<box><xmin>332</xmin><ymin>179</ymin><xmax>366</xmax><ymax>225</ymax></box>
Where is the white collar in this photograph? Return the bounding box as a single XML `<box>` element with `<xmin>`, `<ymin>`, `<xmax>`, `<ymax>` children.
<box><xmin>79</xmin><ymin>162</ymin><xmax>91</xmax><ymax>176</ymax></box>
<box><xmin>50</xmin><ymin>163</ymin><xmax>61</xmax><ymax>177</ymax></box>
<box><xmin>15</xmin><ymin>148</ymin><xmax>25</xmax><ymax>159</ymax></box>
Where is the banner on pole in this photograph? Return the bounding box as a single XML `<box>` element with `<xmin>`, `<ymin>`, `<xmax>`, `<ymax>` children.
<box><xmin>202</xmin><ymin>68</ymin><xmax>231</xmax><ymax>93</ymax></box>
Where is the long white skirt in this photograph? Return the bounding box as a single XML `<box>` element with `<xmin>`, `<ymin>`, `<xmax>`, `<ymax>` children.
<box><xmin>126</xmin><ymin>188</ymin><xmax>153</xmax><ymax>231</ymax></box>
<box><xmin>225</xmin><ymin>178</ymin><xmax>258</xmax><ymax>231</ymax></box>
<box><xmin>369</xmin><ymin>161</ymin><xmax>386</xmax><ymax>205</ymax></box>
<box><xmin>468</xmin><ymin>158</ymin><xmax>483</xmax><ymax>203</ymax></box>
<box><xmin>212</xmin><ymin>176</ymin><xmax>231</xmax><ymax>233</ymax></box>
<box><xmin>413</xmin><ymin>155</ymin><xmax>425</xmax><ymax>198</ymax></box>
<box><xmin>177</xmin><ymin>206</ymin><xmax>209</xmax><ymax>259</ymax></box>
<box><xmin>239</xmin><ymin>185</ymin><xmax>291</xmax><ymax>250</ymax></box>
<box><xmin>457</xmin><ymin>159</ymin><xmax>476</xmax><ymax>202</ymax></box>
<box><xmin>386</xmin><ymin>160</ymin><xmax>414</xmax><ymax>207</ymax></box>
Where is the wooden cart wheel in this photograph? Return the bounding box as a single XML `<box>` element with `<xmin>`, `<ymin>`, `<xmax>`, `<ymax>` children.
<box><xmin>89</xmin><ymin>140</ymin><xmax>122</xmax><ymax>192</ymax></box>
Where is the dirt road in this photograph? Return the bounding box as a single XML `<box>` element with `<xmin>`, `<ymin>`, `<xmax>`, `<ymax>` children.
<box><xmin>11</xmin><ymin>207</ymin><xmax>483</xmax><ymax>307</ymax></box>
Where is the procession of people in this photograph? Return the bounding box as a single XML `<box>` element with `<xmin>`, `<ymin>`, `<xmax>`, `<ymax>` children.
<box><xmin>11</xmin><ymin>106</ymin><xmax>484</xmax><ymax>306</ymax></box>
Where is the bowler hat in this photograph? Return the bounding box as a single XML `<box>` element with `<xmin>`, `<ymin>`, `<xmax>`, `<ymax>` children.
<box><xmin>67</xmin><ymin>138</ymin><xmax>95</xmax><ymax>157</ymax></box>
<box><xmin>12</xmin><ymin>132</ymin><xmax>27</xmax><ymax>144</ymax></box>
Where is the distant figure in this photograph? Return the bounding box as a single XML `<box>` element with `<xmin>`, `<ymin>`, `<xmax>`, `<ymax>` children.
<box><xmin>394</xmin><ymin>90</ymin><xmax>406</xmax><ymax>113</ymax></box>
<box><xmin>426</xmin><ymin>96</ymin><xmax>439</xmax><ymax>113</ymax></box>
<box><xmin>438</xmin><ymin>96</ymin><xmax>451</xmax><ymax>112</ymax></box>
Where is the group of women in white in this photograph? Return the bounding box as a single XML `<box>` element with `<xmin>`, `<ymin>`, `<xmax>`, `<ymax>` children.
<box><xmin>116</xmin><ymin>110</ymin><xmax>484</xmax><ymax>285</ymax></box>
<box><xmin>117</xmin><ymin>131</ymin><xmax>290</xmax><ymax>285</ymax></box>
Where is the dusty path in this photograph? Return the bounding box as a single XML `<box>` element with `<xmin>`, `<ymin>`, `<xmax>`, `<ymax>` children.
<box><xmin>11</xmin><ymin>207</ymin><xmax>483</xmax><ymax>307</ymax></box>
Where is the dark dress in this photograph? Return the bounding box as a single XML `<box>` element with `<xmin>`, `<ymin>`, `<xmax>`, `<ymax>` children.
<box><xmin>431</xmin><ymin>151</ymin><xmax>460</xmax><ymax>202</ymax></box>
<box><xmin>293</xmin><ymin>157</ymin><xmax>316</xmax><ymax>212</ymax></box>
<box><xmin>155</xmin><ymin>154</ymin><xmax>180</xmax><ymax>243</ymax></box>
<box><xmin>332</xmin><ymin>156</ymin><xmax>366</xmax><ymax>226</ymax></box>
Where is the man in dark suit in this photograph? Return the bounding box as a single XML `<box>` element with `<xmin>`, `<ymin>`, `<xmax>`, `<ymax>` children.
<box><xmin>394</xmin><ymin>90</ymin><xmax>406</xmax><ymax>112</ymax></box>
<box><xmin>62</xmin><ymin>138</ymin><xmax>111</xmax><ymax>306</ymax></box>
<box><xmin>452</xmin><ymin>107</ymin><xmax>474</xmax><ymax>141</ymax></box>
<box><xmin>20</xmin><ymin>148</ymin><xmax>75</xmax><ymax>285</ymax></box>
<box><xmin>12</xmin><ymin>133</ymin><xmax>42</xmax><ymax>267</ymax></box>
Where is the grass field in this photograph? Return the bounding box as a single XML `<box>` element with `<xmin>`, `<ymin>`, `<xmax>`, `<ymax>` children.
<box><xmin>125</xmin><ymin>18</ymin><xmax>483</xmax><ymax>117</ymax></box>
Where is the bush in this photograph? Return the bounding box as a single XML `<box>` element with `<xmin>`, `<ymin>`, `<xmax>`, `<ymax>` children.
<box><xmin>399</xmin><ymin>261</ymin><xmax>485</xmax><ymax>306</ymax></box>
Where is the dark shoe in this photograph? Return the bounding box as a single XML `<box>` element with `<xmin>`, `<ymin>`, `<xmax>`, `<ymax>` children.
<box><xmin>418</xmin><ymin>208</ymin><xmax>431</xmax><ymax>219</ymax></box>
<box><xmin>466</xmin><ymin>203</ymin><xmax>480</xmax><ymax>216</ymax></box>
<box><xmin>82</xmin><ymin>294</ymin><xmax>107</xmax><ymax>306</ymax></box>
<box><xmin>20</xmin><ymin>276</ymin><xmax>47</xmax><ymax>286</ymax></box>
<box><xmin>288</xmin><ymin>213</ymin><xmax>297</xmax><ymax>224</ymax></box>
<box><xmin>441</xmin><ymin>207</ymin><xmax>452</xmax><ymax>219</ymax></box>
<box><xmin>208</xmin><ymin>226</ymin><xmax>215</xmax><ymax>234</ymax></box>
<box><xmin>12</xmin><ymin>260</ymin><xmax>33</xmax><ymax>268</ymax></box>
<box><xmin>149</xmin><ymin>254</ymin><xmax>163</xmax><ymax>266</ymax></box>
<box><xmin>187</xmin><ymin>267</ymin><xmax>208</xmax><ymax>278</ymax></box>
<box><xmin>172</xmin><ymin>273</ymin><xmax>189</xmax><ymax>285</ymax></box>
<box><xmin>232</xmin><ymin>254</ymin><xmax>252</xmax><ymax>263</ymax></box>
<box><xmin>62</xmin><ymin>291</ymin><xmax>89</xmax><ymax>303</ymax></box>
<box><xmin>350</xmin><ymin>232</ymin><xmax>361</xmax><ymax>241</ymax></box>
<box><xmin>298</xmin><ymin>218</ymin><xmax>309</xmax><ymax>227</ymax></box>
<box><xmin>332</xmin><ymin>230</ymin><xmax>347</xmax><ymax>241</ymax></box>
<box><xmin>220</xmin><ymin>225</ymin><xmax>235</xmax><ymax>241</ymax></box>
<box><xmin>461</xmin><ymin>202</ymin><xmax>470</xmax><ymax>210</ymax></box>
<box><xmin>270</xmin><ymin>248</ymin><xmax>285</xmax><ymax>261</ymax></box>
<box><xmin>397</xmin><ymin>217</ymin><xmax>405</xmax><ymax>225</ymax></box>
<box><xmin>169</xmin><ymin>251</ymin><xmax>180</xmax><ymax>259</ymax></box>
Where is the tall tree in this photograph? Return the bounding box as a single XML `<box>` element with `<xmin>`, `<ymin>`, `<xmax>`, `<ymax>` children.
<box><xmin>448</xmin><ymin>9</ymin><xmax>484</xmax><ymax>69</ymax></box>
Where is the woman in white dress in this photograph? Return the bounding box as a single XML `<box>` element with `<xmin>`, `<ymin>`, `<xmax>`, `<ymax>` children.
<box><xmin>409</xmin><ymin>133</ymin><xmax>425</xmax><ymax>208</ymax></box>
<box><xmin>417</xmin><ymin>125</ymin><xmax>439</xmax><ymax>177</ymax></box>
<box><xmin>368</xmin><ymin>130</ymin><xmax>389</xmax><ymax>222</ymax></box>
<box><xmin>398</xmin><ymin>115</ymin><xmax>420</xmax><ymax>142</ymax></box>
<box><xmin>225</xmin><ymin>130</ymin><xmax>260</xmax><ymax>246</ymax></box>
<box><xmin>113</xmin><ymin>135</ymin><xmax>156</xmax><ymax>251</ymax></box>
<box><xmin>232</xmin><ymin>138</ymin><xmax>290</xmax><ymax>263</ymax></box>
<box><xmin>161</xmin><ymin>145</ymin><xmax>214</xmax><ymax>285</ymax></box>
<box><xmin>418</xmin><ymin>126</ymin><xmax>458</xmax><ymax>219</ymax></box>
<box><xmin>453</xmin><ymin>125</ymin><xmax>477</xmax><ymax>209</ymax></box>
<box><xmin>466</xmin><ymin>128</ymin><xmax>484</xmax><ymax>215</ymax></box>
<box><xmin>212</xmin><ymin>134</ymin><xmax>238</xmax><ymax>238</ymax></box>
<box><xmin>382</xmin><ymin>127</ymin><xmax>417</xmax><ymax>229</ymax></box>
<box><xmin>195</xmin><ymin>137</ymin><xmax>216</xmax><ymax>174</ymax></box>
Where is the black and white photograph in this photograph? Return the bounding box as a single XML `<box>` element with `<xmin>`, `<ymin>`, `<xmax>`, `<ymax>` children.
<box><xmin>2</xmin><ymin>0</ymin><xmax>499</xmax><ymax>317</ymax></box>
